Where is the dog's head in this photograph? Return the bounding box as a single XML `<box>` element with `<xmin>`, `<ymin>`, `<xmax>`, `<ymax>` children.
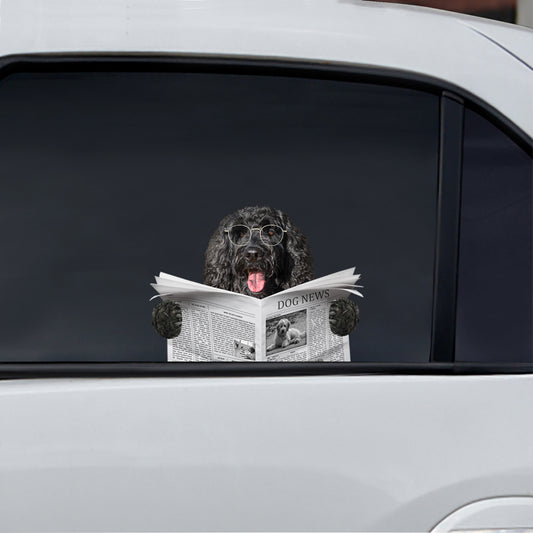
<box><xmin>276</xmin><ymin>318</ymin><xmax>291</xmax><ymax>336</ymax></box>
<box><xmin>203</xmin><ymin>206</ymin><xmax>313</xmax><ymax>298</ymax></box>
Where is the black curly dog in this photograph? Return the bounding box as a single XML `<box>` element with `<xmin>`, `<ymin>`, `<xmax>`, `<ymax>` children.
<box><xmin>152</xmin><ymin>206</ymin><xmax>358</xmax><ymax>339</ymax></box>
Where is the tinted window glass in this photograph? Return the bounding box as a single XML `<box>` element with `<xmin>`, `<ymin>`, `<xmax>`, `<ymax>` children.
<box><xmin>0</xmin><ymin>71</ymin><xmax>439</xmax><ymax>363</ymax></box>
<box><xmin>456</xmin><ymin>108</ymin><xmax>532</xmax><ymax>363</ymax></box>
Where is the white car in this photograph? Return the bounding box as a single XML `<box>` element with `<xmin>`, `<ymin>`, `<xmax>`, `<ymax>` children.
<box><xmin>0</xmin><ymin>1</ymin><xmax>532</xmax><ymax>531</ymax></box>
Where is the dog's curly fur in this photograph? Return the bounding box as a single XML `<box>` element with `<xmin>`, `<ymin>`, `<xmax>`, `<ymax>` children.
<box><xmin>203</xmin><ymin>205</ymin><xmax>312</xmax><ymax>297</ymax></box>
<box><xmin>152</xmin><ymin>206</ymin><xmax>358</xmax><ymax>340</ymax></box>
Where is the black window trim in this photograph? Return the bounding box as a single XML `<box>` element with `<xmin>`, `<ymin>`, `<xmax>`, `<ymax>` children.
<box><xmin>431</xmin><ymin>92</ymin><xmax>464</xmax><ymax>364</ymax></box>
<box><xmin>0</xmin><ymin>53</ymin><xmax>531</xmax><ymax>378</ymax></box>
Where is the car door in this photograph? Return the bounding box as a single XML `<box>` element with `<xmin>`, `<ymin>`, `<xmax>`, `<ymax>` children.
<box><xmin>0</xmin><ymin>57</ymin><xmax>531</xmax><ymax>532</ymax></box>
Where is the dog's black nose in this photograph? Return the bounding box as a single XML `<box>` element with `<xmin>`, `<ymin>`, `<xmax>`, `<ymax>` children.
<box><xmin>245</xmin><ymin>247</ymin><xmax>263</xmax><ymax>261</ymax></box>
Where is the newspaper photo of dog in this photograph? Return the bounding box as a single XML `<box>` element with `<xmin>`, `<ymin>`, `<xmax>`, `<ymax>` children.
<box><xmin>233</xmin><ymin>339</ymin><xmax>256</xmax><ymax>361</ymax></box>
<box><xmin>266</xmin><ymin>309</ymin><xmax>307</xmax><ymax>357</ymax></box>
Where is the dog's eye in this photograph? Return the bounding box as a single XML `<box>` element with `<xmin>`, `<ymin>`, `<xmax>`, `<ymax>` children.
<box><xmin>228</xmin><ymin>225</ymin><xmax>250</xmax><ymax>245</ymax></box>
<box><xmin>260</xmin><ymin>225</ymin><xmax>284</xmax><ymax>245</ymax></box>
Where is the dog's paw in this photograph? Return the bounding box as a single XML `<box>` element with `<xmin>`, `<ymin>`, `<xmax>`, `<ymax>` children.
<box><xmin>152</xmin><ymin>301</ymin><xmax>182</xmax><ymax>339</ymax></box>
<box><xmin>329</xmin><ymin>298</ymin><xmax>359</xmax><ymax>336</ymax></box>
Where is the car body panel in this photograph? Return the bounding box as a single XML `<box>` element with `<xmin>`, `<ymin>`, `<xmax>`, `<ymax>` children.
<box><xmin>1</xmin><ymin>375</ymin><xmax>532</xmax><ymax>531</ymax></box>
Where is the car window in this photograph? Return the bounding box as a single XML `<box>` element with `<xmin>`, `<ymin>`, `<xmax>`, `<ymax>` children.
<box><xmin>455</xmin><ymin>107</ymin><xmax>532</xmax><ymax>363</ymax></box>
<box><xmin>0</xmin><ymin>70</ymin><xmax>439</xmax><ymax>363</ymax></box>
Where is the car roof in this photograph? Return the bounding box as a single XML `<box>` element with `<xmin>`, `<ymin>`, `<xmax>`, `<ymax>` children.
<box><xmin>0</xmin><ymin>0</ymin><xmax>532</xmax><ymax>138</ymax></box>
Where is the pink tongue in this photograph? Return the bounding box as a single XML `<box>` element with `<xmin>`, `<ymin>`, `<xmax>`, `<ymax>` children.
<box><xmin>247</xmin><ymin>271</ymin><xmax>265</xmax><ymax>293</ymax></box>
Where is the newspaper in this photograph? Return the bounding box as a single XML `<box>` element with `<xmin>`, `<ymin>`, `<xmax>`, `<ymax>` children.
<box><xmin>151</xmin><ymin>268</ymin><xmax>363</xmax><ymax>363</ymax></box>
